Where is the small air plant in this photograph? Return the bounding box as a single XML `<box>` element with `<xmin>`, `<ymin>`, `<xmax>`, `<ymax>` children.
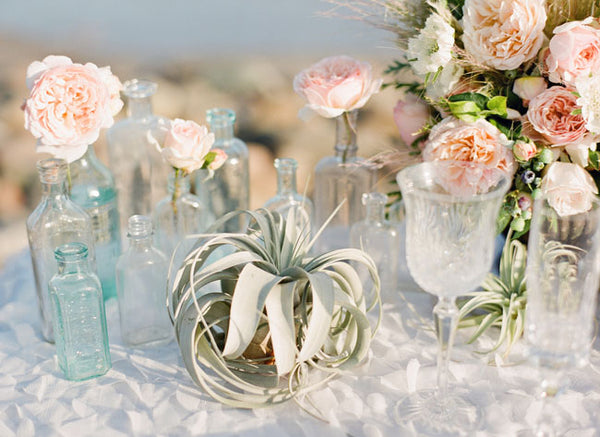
<box><xmin>168</xmin><ymin>207</ymin><xmax>381</xmax><ymax>408</ymax></box>
<box><xmin>458</xmin><ymin>231</ymin><xmax>527</xmax><ymax>359</ymax></box>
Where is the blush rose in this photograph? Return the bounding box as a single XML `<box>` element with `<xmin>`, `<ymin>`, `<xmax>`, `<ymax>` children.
<box><xmin>393</xmin><ymin>95</ymin><xmax>429</xmax><ymax>148</ymax></box>
<box><xmin>541</xmin><ymin>162</ymin><xmax>598</xmax><ymax>216</ymax></box>
<box><xmin>161</xmin><ymin>119</ymin><xmax>216</xmax><ymax>174</ymax></box>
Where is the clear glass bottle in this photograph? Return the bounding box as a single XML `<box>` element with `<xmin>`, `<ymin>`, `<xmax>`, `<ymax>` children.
<box><xmin>116</xmin><ymin>215</ymin><xmax>172</xmax><ymax>347</ymax></box>
<box><xmin>264</xmin><ymin>158</ymin><xmax>313</xmax><ymax>234</ymax></box>
<box><xmin>106</xmin><ymin>79</ymin><xmax>170</xmax><ymax>239</ymax></box>
<box><xmin>350</xmin><ymin>193</ymin><xmax>400</xmax><ymax>297</ymax></box>
<box><xmin>154</xmin><ymin>169</ymin><xmax>215</xmax><ymax>270</ymax></box>
<box><xmin>70</xmin><ymin>145</ymin><xmax>122</xmax><ymax>300</ymax></box>
<box><xmin>26</xmin><ymin>158</ymin><xmax>96</xmax><ymax>343</ymax></box>
<box><xmin>313</xmin><ymin>110</ymin><xmax>377</xmax><ymax>252</ymax></box>
<box><xmin>49</xmin><ymin>242</ymin><xmax>111</xmax><ymax>381</ymax></box>
<box><xmin>195</xmin><ymin>108</ymin><xmax>249</xmax><ymax>232</ymax></box>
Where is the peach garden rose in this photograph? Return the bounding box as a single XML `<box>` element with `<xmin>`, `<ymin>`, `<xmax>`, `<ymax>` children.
<box><xmin>23</xmin><ymin>55</ymin><xmax>123</xmax><ymax>162</ymax></box>
<box><xmin>461</xmin><ymin>0</ymin><xmax>546</xmax><ymax>71</ymax></box>
<box><xmin>526</xmin><ymin>86</ymin><xmax>587</xmax><ymax>146</ymax></box>
<box><xmin>293</xmin><ymin>55</ymin><xmax>382</xmax><ymax>119</ymax></box>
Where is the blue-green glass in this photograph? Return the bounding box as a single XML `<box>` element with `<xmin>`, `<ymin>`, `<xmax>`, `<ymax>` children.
<box><xmin>49</xmin><ymin>243</ymin><xmax>111</xmax><ymax>381</ymax></box>
<box><xmin>70</xmin><ymin>145</ymin><xmax>122</xmax><ymax>300</ymax></box>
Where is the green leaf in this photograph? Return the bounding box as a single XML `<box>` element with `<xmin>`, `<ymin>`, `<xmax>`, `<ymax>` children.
<box><xmin>447</xmin><ymin>100</ymin><xmax>482</xmax><ymax>122</ymax></box>
<box><xmin>486</xmin><ymin>96</ymin><xmax>508</xmax><ymax>117</ymax></box>
<box><xmin>448</xmin><ymin>92</ymin><xmax>488</xmax><ymax>109</ymax></box>
<box><xmin>265</xmin><ymin>282</ymin><xmax>296</xmax><ymax>375</ymax></box>
<box><xmin>590</xmin><ymin>150</ymin><xmax>600</xmax><ymax>170</ymax></box>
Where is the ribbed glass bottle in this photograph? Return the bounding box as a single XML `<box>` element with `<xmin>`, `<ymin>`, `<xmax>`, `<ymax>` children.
<box><xmin>106</xmin><ymin>79</ymin><xmax>170</xmax><ymax>240</ymax></box>
<box><xmin>26</xmin><ymin>158</ymin><xmax>96</xmax><ymax>343</ymax></box>
<box><xmin>70</xmin><ymin>145</ymin><xmax>122</xmax><ymax>300</ymax></box>
<box><xmin>264</xmin><ymin>158</ymin><xmax>313</xmax><ymax>234</ymax></box>
<box><xmin>49</xmin><ymin>242</ymin><xmax>111</xmax><ymax>381</ymax></box>
<box><xmin>313</xmin><ymin>110</ymin><xmax>377</xmax><ymax>252</ymax></box>
<box><xmin>116</xmin><ymin>215</ymin><xmax>172</xmax><ymax>347</ymax></box>
<box><xmin>195</xmin><ymin>108</ymin><xmax>249</xmax><ymax>232</ymax></box>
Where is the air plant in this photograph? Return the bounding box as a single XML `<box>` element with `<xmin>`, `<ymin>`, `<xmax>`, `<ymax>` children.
<box><xmin>168</xmin><ymin>207</ymin><xmax>381</xmax><ymax>408</ymax></box>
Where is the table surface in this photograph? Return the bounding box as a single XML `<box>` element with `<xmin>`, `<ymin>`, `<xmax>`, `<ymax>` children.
<box><xmin>1</xmin><ymin>250</ymin><xmax>600</xmax><ymax>437</ymax></box>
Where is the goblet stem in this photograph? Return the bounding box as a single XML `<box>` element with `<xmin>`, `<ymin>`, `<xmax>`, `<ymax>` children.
<box><xmin>433</xmin><ymin>296</ymin><xmax>458</xmax><ymax>402</ymax></box>
<box><xmin>534</xmin><ymin>372</ymin><xmax>562</xmax><ymax>437</ymax></box>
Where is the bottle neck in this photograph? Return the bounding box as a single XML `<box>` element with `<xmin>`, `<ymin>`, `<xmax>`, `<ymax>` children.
<box><xmin>128</xmin><ymin>236</ymin><xmax>153</xmax><ymax>250</ymax></box>
<box><xmin>207</xmin><ymin>108</ymin><xmax>236</xmax><ymax>144</ymax></box>
<box><xmin>41</xmin><ymin>179</ymin><xmax>68</xmax><ymax>200</ymax></box>
<box><xmin>334</xmin><ymin>111</ymin><xmax>358</xmax><ymax>158</ymax></box>
<box><xmin>277</xmin><ymin>167</ymin><xmax>297</xmax><ymax>196</ymax></box>
<box><xmin>365</xmin><ymin>203</ymin><xmax>386</xmax><ymax>223</ymax></box>
<box><xmin>127</xmin><ymin>96</ymin><xmax>153</xmax><ymax>119</ymax></box>
<box><xmin>57</xmin><ymin>258</ymin><xmax>90</xmax><ymax>275</ymax></box>
<box><xmin>71</xmin><ymin>145</ymin><xmax>95</xmax><ymax>168</ymax></box>
<box><xmin>211</xmin><ymin>123</ymin><xmax>234</xmax><ymax>143</ymax></box>
<box><xmin>167</xmin><ymin>170</ymin><xmax>191</xmax><ymax>195</ymax></box>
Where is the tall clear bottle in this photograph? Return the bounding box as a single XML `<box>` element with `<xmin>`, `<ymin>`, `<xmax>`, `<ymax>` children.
<box><xmin>26</xmin><ymin>158</ymin><xmax>96</xmax><ymax>343</ymax></box>
<box><xmin>116</xmin><ymin>215</ymin><xmax>172</xmax><ymax>347</ymax></box>
<box><xmin>195</xmin><ymin>108</ymin><xmax>249</xmax><ymax>232</ymax></box>
<box><xmin>313</xmin><ymin>110</ymin><xmax>377</xmax><ymax>252</ymax></box>
<box><xmin>350</xmin><ymin>193</ymin><xmax>400</xmax><ymax>298</ymax></box>
<box><xmin>106</xmin><ymin>79</ymin><xmax>170</xmax><ymax>238</ymax></box>
<box><xmin>264</xmin><ymin>158</ymin><xmax>313</xmax><ymax>234</ymax></box>
<box><xmin>154</xmin><ymin>169</ymin><xmax>215</xmax><ymax>273</ymax></box>
<box><xmin>49</xmin><ymin>242</ymin><xmax>111</xmax><ymax>381</ymax></box>
<box><xmin>70</xmin><ymin>145</ymin><xmax>121</xmax><ymax>300</ymax></box>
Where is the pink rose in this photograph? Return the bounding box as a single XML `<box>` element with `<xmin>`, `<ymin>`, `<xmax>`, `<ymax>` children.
<box><xmin>526</xmin><ymin>86</ymin><xmax>587</xmax><ymax>146</ymax></box>
<box><xmin>293</xmin><ymin>55</ymin><xmax>382</xmax><ymax>118</ymax></box>
<box><xmin>423</xmin><ymin>117</ymin><xmax>516</xmax><ymax>195</ymax></box>
<box><xmin>546</xmin><ymin>18</ymin><xmax>600</xmax><ymax>86</ymax></box>
<box><xmin>393</xmin><ymin>95</ymin><xmax>429</xmax><ymax>147</ymax></box>
<box><xmin>513</xmin><ymin>141</ymin><xmax>538</xmax><ymax>162</ymax></box>
<box><xmin>541</xmin><ymin>162</ymin><xmax>598</xmax><ymax>217</ymax></box>
<box><xmin>161</xmin><ymin>119</ymin><xmax>216</xmax><ymax>174</ymax></box>
<box><xmin>23</xmin><ymin>55</ymin><xmax>123</xmax><ymax>162</ymax></box>
<box><xmin>209</xmin><ymin>148</ymin><xmax>227</xmax><ymax>170</ymax></box>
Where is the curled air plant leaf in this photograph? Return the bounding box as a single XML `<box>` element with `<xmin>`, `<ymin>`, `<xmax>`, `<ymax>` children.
<box><xmin>168</xmin><ymin>207</ymin><xmax>381</xmax><ymax>408</ymax></box>
<box><xmin>458</xmin><ymin>231</ymin><xmax>527</xmax><ymax>359</ymax></box>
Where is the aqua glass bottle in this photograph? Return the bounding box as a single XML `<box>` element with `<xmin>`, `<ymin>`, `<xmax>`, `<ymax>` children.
<box><xmin>26</xmin><ymin>158</ymin><xmax>96</xmax><ymax>343</ymax></box>
<box><xmin>195</xmin><ymin>108</ymin><xmax>249</xmax><ymax>232</ymax></box>
<box><xmin>264</xmin><ymin>158</ymin><xmax>313</xmax><ymax>234</ymax></box>
<box><xmin>106</xmin><ymin>79</ymin><xmax>170</xmax><ymax>239</ymax></box>
<box><xmin>154</xmin><ymin>169</ymin><xmax>215</xmax><ymax>271</ymax></box>
<box><xmin>116</xmin><ymin>215</ymin><xmax>172</xmax><ymax>347</ymax></box>
<box><xmin>70</xmin><ymin>145</ymin><xmax>122</xmax><ymax>300</ymax></box>
<box><xmin>313</xmin><ymin>110</ymin><xmax>377</xmax><ymax>252</ymax></box>
<box><xmin>49</xmin><ymin>242</ymin><xmax>111</xmax><ymax>381</ymax></box>
<box><xmin>350</xmin><ymin>192</ymin><xmax>400</xmax><ymax>296</ymax></box>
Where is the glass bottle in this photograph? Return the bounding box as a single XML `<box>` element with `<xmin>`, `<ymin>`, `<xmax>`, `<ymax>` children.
<box><xmin>26</xmin><ymin>158</ymin><xmax>96</xmax><ymax>343</ymax></box>
<box><xmin>313</xmin><ymin>110</ymin><xmax>377</xmax><ymax>252</ymax></box>
<box><xmin>70</xmin><ymin>145</ymin><xmax>122</xmax><ymax>300</ymax></box>
<box><xmin>195</xmin><ymin>108</ymin><xmax>249</xmax><ymax>233</ymax></box>
<box><xmin>350</xmin><ymin>193</ymin><xmax>400</xmax><ymax>297</ymax></box>
<box><xmin>116</xmin><ymin>215</ymin><xmax>172</xmax><ymax>347</ymax></box>
<box><xmin>106</xmin><ymin>79</ymin><xmax>170</xmax><ymax>239</ymax></box>
<box><xmin>49</xmin><ymin>242</ymin><xmax>111</xmax><ymax>381</ymax></box>
<box><xmin>264</xmin><ymin>158</ymin><xmax>313</xmax><ymax>234</ymax></box>
<box><xmin>154</xmin><ymin>169</ymin><xmax>215</xmax><ymax>272</ymax></box>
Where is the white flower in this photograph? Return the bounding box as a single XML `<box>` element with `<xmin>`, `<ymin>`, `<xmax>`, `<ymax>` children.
<box><xmin>407</xmin><ymin>12</ymin><xmax>455</xmax><ymax>75</ymax></box>
<box><xmin>541</xmin><ymin>162</ymin><xmax>598</xmax><ymax>217</ymax></box>
<box><xmin>425</xmin><ymin>62</ymin><xmax>464</xmax><ymax>100</ymax></box>
<box><xmin>576</xmin><ymin>73</ymin><xmax>600</xmax><ymax>134</ymax></box>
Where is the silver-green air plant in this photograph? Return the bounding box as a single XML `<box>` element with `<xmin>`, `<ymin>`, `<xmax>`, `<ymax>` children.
<box><xmin>168</xmin><ymin>207</ymin><xmax>381</xmax><ymax>408</ymax></box>
<box><xmin>458</xmin><ymin>231</ymin><xmax>527</xmax><ymax>359</ymax></box>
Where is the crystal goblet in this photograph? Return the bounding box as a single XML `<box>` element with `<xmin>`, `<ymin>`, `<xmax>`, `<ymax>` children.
<box><xmin>523</xmin><ymin>193</ymin><xmax>600</xmax><ymax>436</ymax></box>
<box><xmin>395</xmin><ymin>161</ymin><xmax>510</xmax><ymax>433</ymax></box>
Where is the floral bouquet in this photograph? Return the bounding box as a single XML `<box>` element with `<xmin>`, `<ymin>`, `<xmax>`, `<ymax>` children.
<box><xmin>339</xmin><ymin>0</ymin><xmax>600</xmax><ymax>356</ymax></box>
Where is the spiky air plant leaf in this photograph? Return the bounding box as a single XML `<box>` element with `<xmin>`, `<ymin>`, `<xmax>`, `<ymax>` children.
<box><xmin>168</xmin><ymin>207</ymin><xmax>381</xmax><ymax>408</ymax></box>
<box><xmin>458</xmin><ymin>231</ymin><xmax>527</xmax><ymax>359</ymax></box>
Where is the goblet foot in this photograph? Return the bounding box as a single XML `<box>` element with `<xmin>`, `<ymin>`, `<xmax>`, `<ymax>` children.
<box><xmin>394</xmin><ymin>388</ymin><xmax>480</xmax><ymax>435</ymax></box>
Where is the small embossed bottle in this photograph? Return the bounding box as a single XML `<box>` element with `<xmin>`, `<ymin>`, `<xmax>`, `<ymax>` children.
<box><xmin>116</xmin><ymin>215</ymin><xmax>172</xmax><ymax>347</ymax></box>
<box><xmin>49</xmin><ymin>243</ymin><xmax>111</xmax><ymax>381</ymax></box>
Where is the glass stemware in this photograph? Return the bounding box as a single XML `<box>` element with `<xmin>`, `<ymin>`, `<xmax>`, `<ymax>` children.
<box><xmin>396</xmin><ymin>161</ymin><xmax>510</xmax><ymax>433</ymax></box>
<box><xmin>523</xmin><ymin>193</ymin><xmax>600</xmax><ymax>436</ymax></box>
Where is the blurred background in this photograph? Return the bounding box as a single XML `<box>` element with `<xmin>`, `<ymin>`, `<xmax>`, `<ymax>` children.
<box><xmin>0</xmin><ymin>0</ymin><xmax>404</xmax><ymax>266</ymax></box>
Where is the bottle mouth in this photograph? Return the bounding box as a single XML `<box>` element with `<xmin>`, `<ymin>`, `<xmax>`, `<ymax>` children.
<box><xmin>127</xmin><ymin>214</ymin><xmax>153</xmax><ymax>238</ymax></box>
<box><xmin>54</xmin><ymin>242</ymin><xmax>88</xmax><ymax>262</ymax></box>
<box><xmin>206</xmin><ymin>108</ymin><xmax>236</xmax><ymax>127</ymax></box>
<box><xmin>123</xmin><ymin>79</ymin><xmax>158</xmax><ymax>98</ymax></box>
<box><xmin>37</xmin><ymin>158</ymin><xmax>68</xmax><ymax>184</ymax></box>
<box><xmin>274</xmin><ymin>158</ymin><xmax>297</xmax><ymax>171</ymax></box>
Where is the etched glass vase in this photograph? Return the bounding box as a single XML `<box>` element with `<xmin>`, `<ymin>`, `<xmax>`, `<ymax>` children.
<box><xmin>106</xmin><ymin>79</ymin><xmax>170</xmax><ymax>239</ymax></box>
<box><xmin>313</xmin><ymin>110</ymin><xmax>376</xmax><ymax>252</ymax></box>
<box><xmin>264</xmin><ymin>158</ymin><xmax>313</xmax><ymax>234</ymax></box>
<box><xmin>194</xmin><ymin>108</ymin><xmax>249</xmax><ymax>232</ymax></box>
<box><xmin>49</xmin><ymin>242</ymin><xmax>111</xmax><ymax>381</ymax></box>
<box><xmin>70</xmin><ymin>144</ymin><xmax>122</xmax><ymax>300</ymax></box>
<box><xmin>116</xmin><ymin>215</ymin><xmax>172</xmax><ymax>347</ymax></box>
<box><xmin>26</xmin><ymin>158</ymin><xmax>96</xmax><ymax>343</ymax></box>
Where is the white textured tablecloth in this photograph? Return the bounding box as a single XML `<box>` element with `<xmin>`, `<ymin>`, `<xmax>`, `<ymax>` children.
<box><xmin>1</xmin><ymin>250</ymin><xmax>600</xmax><ymax>437</ymax></box>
